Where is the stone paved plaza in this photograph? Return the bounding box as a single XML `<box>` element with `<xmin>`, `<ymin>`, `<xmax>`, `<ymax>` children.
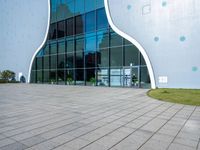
<box><xmin>0</xmin><ymin>84</ymin><xmax>199</xmax><ymax>150</ymax></box>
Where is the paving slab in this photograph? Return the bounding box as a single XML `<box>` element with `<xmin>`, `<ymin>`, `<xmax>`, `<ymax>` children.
<box><xmin>0</xmin><ymin>84</ymin><xmax>199</xmax><ymax>150</ymax></box>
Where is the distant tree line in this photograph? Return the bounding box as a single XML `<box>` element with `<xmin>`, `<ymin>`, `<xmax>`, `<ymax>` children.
<box><xmin>0</xmin><ymin>70</ymin><xmax>18</xmax><ymax>83</ymax></box>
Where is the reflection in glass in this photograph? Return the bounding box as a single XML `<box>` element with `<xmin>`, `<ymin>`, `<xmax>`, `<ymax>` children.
<box><xmin>63</xmin><ymin>0</ymin><xmax>74</xmax><ymax>19</ymax></box>
<box><xmin>86</xmin><ymin>69</ymin><xmax>96</xmax><ymax>85</ymax></box>
<box><xmin>37</xmin><ymin>70</ymin><xmax>43</xmax><ymax>83</ymax></box>
<box><xmin>58</xmin><ymin>54</ymin><xmax>65</xmax><ymax>69</ymax></box>
<box><xmin>110</xmin><ymin>47</ymin><xmax>123</xmax><ymax>67</ymax></box>
<box><xmin>66</xmin><ymin>18</ymin><xmax>74</xmax><ymax>36</ymax></box>
<box><xmin>76</xmin><ymin>52</ymin><xmax>84</xmax><ymax>68</ymax></box>
<box><xmin>37</xmin><ymin>57</ymin><xmax>43</xmax><ymax>70</ymax></box>
<box><xmin>49</xmin><ymin>23</ymin><xmax>57</xmax><ymax>40</ymax></box>
<box><xmin>97</xmin><ymin>31</ymin><xmax>109</xmax><ymax>49</ymax></box>
<box><xmin>76</xmin><ymin>69</ymin><xmax>84</xmax><ymax>85</ymax></box>
<box><xmin>58</xmin><ymin>42</ymin><xmax>65</xmax><ymax>54</ymax></box>
<box><xmin>85</xmin><ymin>0</ymin><xmax>95</xmax><ymax>12</ymax></box>
<box><xmin>50</xmin><ymin>70</ymin><xmax>57</xmax><ymax>84</ymax></box>
<box><xmin>124</xmin><ymin>46</ymin><xmax>139</xmax><ymax>66</ymax></box>
<box><xmin>58</xmin><ymin>70</ymin><xmax>65</xmax><ymax>84</ymax></box>
<box><xmin>75</xmin><ymin>0</ymin><xmax>84</xmax><ymax>14</ymax></box>
<box><xmin>110</xmin><ymin>32</ymin><xmax>122</xmax><ymax>47</ymax></box>
<box><xmin>66</xmin><ymin>69</ymin><xmax>75</xmax><ymax>85</ymax></box>
<box><xmin>50</xmin><ymin>55</ymin><xmax>57</xmax><ymax>69</ymax></box>
<box><xmin>67</xmin><ymin>39</ymin><xmax>74</xmax><ymax>53</ymax></box>
<box><xmin>97</xmin><ymin>49</ymin><xmax>109</xmax><ymax>67</ymax></box>
<box><xmin>43</xmin><ymin>71</ymin><xmax>49</xmax><ymax>83</ymax></box>
<box><xmin>57</xmin><ymin>21</ymin><xmax>65</xmax><ymax>38</ymax></box>
<box><xmin>97</xmin><ymin>68</ymin><xmax>109</xmax><ymax>86</ymax></box>
<box><xmin>75</xmin><ymin>15</ymin><xmax>84</xmax><ymax>35</ymax></box>
<box><xmin>85</xmin><ymin>52</ymin><xmax>96</xmax><ymax>68</ymax></box>
<box><xmin>43</xmin><ymin>56</ymin><xmax>49</xmax><ymax>70</ymax></box>
<box><xmin>50</xmin><ymin>43</ymin><xmax>57</xmax><ymax>54</ymax></box>
<box><xmin>85</xmin><ymin>35</ymin><xmax>96</xmax><ymax>52</ymax></box>
<box><xmin>85</xmin><ymin>11</ymin><xmax>95</xmax><ymax>33</ymax></box>
<box><xmin>66</xmin><ymin>53</ymin><xmax>74</xmax><ymax>68</ymax></box>
<box><xmin>97</xmin><ymin>8</ymin><xmax>108</xmax><ymax>30</ymax></box>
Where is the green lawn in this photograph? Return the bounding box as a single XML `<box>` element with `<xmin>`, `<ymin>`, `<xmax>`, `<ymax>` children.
<box><xmin>147</xmin><ymin>88</ymin><xmax>200</xmax><ymax>106</ymax></box>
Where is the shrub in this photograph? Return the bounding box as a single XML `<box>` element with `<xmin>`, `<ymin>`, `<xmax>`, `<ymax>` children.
<box><xmin>0</xmin><ymin>70</ymin><xmax>16</xmax><ymax>81</ymax></box>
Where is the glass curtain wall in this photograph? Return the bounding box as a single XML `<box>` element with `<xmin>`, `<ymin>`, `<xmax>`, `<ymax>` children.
<box><xmin>30</xmin><ymin>0</ymin><xmax>150</xmax><ymax>88</ymax></box>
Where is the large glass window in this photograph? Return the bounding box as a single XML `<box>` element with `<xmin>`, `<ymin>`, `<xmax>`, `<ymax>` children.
<box><xmin>37</xmin><ymin>71</ymin><xmax>43</xmax><ymax>83</ymax></box>
<box><xmin>58</xmin><ymin>70</ymin><xmax>65</xmax><ymax>84</ymax></box>
<box><xmin>110</xmin><ymin>32</ymin><xmax>122</xmax><ymax>47</ymax></box>
<box><xmin>58</xmin><ymin>42</ymin><xmax>65</xmax><ymax>54</ymax></box>
<box><xmin>76</xmin><ymin>51</ymin><xmax>84</xmax><ymax>68</ymax></box>
<box><xmin>75</xmin><ymin>0</ymin><xmax>84</xmax><ymax>15</ymax></box>
<box><xmin>66</xmin><ymin>18</ymin><xmax>74</xmax><ymax>36</ymax></box>
<box><xmin>97</xmin><ymin>8</ymin><xmax>108</xmax><ymax>30</ymax></box>
<box><xmin>63</xmin><ymin>0</ymin><xmax>75</xmax><ymax>19</ymax></box>
<box><xmin>96</xmin><ymin>0</ymin><xmax>104</xmax><ymax>9</ymax></box>
<box><xmin>110</xmin><ymin>68</ymin><xmax>123</xmax><ymax>86</ymax></box>
<box><xmin>43</xmin><ymin>71</ymin><xmax>50</xmax><ymax>83</ymax></box>
<box><xmin>66</xmin><ymin>69</ymin><xmax>75</xmax><ymax>85</ymax></box>
<box><xmin>85</xmin><ymin>35</ymin><xmax>96</xmax><ymax>52</ymax></box>
<box><xmin>86</xmin><ymin>69</ymin><xmax>96</xmax><ymax>85</ymax></box>
<box><xmin>43</xmin><ymin>56</ymin><xmax>50</xmax><ymax>70</ymax></box>
<box><xmin>75</xmin><ymin>69</ymin><xmax>84</xmax><ymax>85</ymax></box>
<box><xmin>57</xmin><ymin>0</ymin><xmax>67</xmax><ymax>21</ymax></box>
<box><xmin>50</xmin><ymin>43</ymin><xmax>57</xmax><ymax>54</ymax></box>
<box><xmin>76</xmin><ymin>37</ymin><xmax>84</xmax><ymax>52</ymax></box>
<box><xmin>58</xmin><ymin>54</ymin><xmax>65</xmax><ymax>69</ymax></box>
<box><xmin>31</xmin><ymin>71</ymin><xmax>36</xmax><ymax>83</ymax></box>
<box><xmin>85</xmin><ymin>52</ymin><xmax>96</xmax><ymax>68</ymax></box>
<box><xmin>57</xmin><ymin>21</ymin><xmax>65</xmax><ymax>38</ymax></box>
<box><xmin>67</xmin><ymin>39</ymin><xmax>74</xmax><ymax>52</ymax></box>
<box><xmin>75</xmin><ymin>15</ymin><xmax>84</xmax><ymax>35</ymax></box>
<box><xmin>51</xmin><ymin>0</ymin><xmax>57</xmax><ymax>23</ymax></box>
<box><xmin>49</xmin><ymin>23</ymin><xmax>57</xmax><ymax>40</ymax></box>
<box><xmin>85</xmin><ymin>11</ymin><xmax>96</xmax><ymax>33</ymax></box>
<box><xmin>50</xmin><ymin>55</ymin><xmax>57</xmax><ymax>69</ymax></box>
<box><xmin>97</xmin><ymin>49</ymin><xmax>109</xmax><ymax>67</ymax></box>
<box><xmin>50</xmin><ymin>70</ymin><xmax>57</xmax><ymax>84</ymax></box>
<box><xmin>97</xmin><ymin>31</ymin><xmax>109</xmax><ymax>49</ymax></box>
<box><xmin>44</xmin><ymin>45</ymin><xmax>50</xmax><ymax>55</ymax></box>
<box><xmin>66</xmin><ymin>53</ymin><xmax>74</xmax><ymax>68</ymax></box>
<box><xmin>36</xmin><ymin>57</ymin><xmax>43</xmax><ymax>70</ymax></box>
<box><xmin>110</xmin><ymin>47</ymin><xmax>123</xmax><ymax>67</ymax></box>
<box><xmin>97</xmin><ymin>68</ymin><xmax>109</xmax><ymax>86</ymax></box>
<box><xmin>85</xmin><ymin>0</ymin><xmax>95</xmax><ymax>12</ymax></box>
<box><xmin>124</xmin><ymin>46</ymin><xmax>139</xmax><ymax>66</ymax></box>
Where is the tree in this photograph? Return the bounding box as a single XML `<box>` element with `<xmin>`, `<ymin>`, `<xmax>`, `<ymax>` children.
<box><xmin>0</xmin><ymin>70</ymin><xmax>16</xmax><ymax>81</ymax></box>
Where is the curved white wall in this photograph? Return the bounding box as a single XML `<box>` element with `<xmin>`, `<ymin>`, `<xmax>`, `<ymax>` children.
<box><xmin>0</xmin><ymin>0</ymin><xmax>49</xmax><ymax>81</ymax></box>
<box><xmin>106</xmin><ymin>0</ymin><xmax>200</xmax><ymax>89</ymax></box>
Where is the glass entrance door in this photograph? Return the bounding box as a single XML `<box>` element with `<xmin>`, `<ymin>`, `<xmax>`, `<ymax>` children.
<box><xmin>123</xmin><ymin>66</ymin><xmax>140</xmax><ymax>88</ymax></box>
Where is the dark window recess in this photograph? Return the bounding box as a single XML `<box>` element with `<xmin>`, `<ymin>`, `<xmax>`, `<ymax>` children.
<box><xmin>66</xmin><ymin>18</ymin><xmax>74</xmax><ymax>36</ymax></box>
<box><xmin>49</xmin><ymin>23</ymin><xmax>57</xmax><ymax>40</ymax></box>
<box><xmin>57</xmin><ymin>21</ymin><xmax>65</xmax><ymax>38</ymax></box>
<box><xmin>75</xmin><ymin>15</ymin><xmax>84</xmax><ymax>35</ymax></box>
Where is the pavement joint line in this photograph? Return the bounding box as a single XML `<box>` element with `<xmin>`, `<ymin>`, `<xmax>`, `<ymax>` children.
<box><xmin>5</xmin><ymin>99</ymin><xmax>151</xmax><ymax>148</ymax></box>
<box><xmin>0</xmin><ymin>98</ymin><xmax>129</xmax><ymax>127</ymax></box>
<box><xmin>54</xmin><ymin>103</ymin><xmax>165</xmax><ymax>150</ymax></box>
<box><xmin>0</xmin><ymin>98</ymin><xmax>136</xmax><ymax>136</ymax></box>
<box><xmin>26</xmin><ymin>101</ymin><xmax>155</xmax><ymax>150</ymax></box>
<box><xmin>136</xmin><ymin>104</ymin><xmax>185</xmax><ymax>150</ymax></box>
<box><xmin>166</xmin><ymin>106</ymin><xmax>197</xmax><ymax>150</ymax></box>
<box><xmin>80</xmin><ymin>103</ymin><xmax>171</xmax><ymax>150</ymax></box>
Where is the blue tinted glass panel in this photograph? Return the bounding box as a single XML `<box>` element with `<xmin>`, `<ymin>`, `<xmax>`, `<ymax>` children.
<box><xmin>75</xmin><ymin>15</ymin><xmax>84</xmax><ymax>35</ymax></box>
<box><xmin>51</xmin><ymin>0</ymin><xmax>57</xmax><ymax>23</ymax></box>
<box><xmin>57</xmin><ymin>0</ymin><xmax>67</xmax><ymax>21</ymax></box>
<box><xmin>66</xmin><ymin>18</ymin><xmax>74</xmax><ymax>36</ymax></box>
<box><xmin>97</xmin><ymin>8</ymin><xmax>108</xmax><ymax>30</ymax></box>
<box><xmin>86</xmin><ymin>36</ymin><xmax>96</xmax><ymax>52</ymax></box>
<box><xmin>50</xmin><ymin>43</ymin><xmax>57</xmax><ymax>54</ymax></box>
<box><xmin>57</xmin><ymin>21</ymin><xmax>65</xmax><ymax>38</ymax></box>
<box><xmin>96</xmin><ymin>0</ymin><xmax>104</xmax><ymax>9</ymax></box>
<box><xmin>97</xmin><ymin>31</ymin><xmax>109</xmax><ymax>49</ymax></box>
<box><xmin>85</xmin><ymin>11</ymin><xmax>95</xmax><ymax>33</ymax></box>
<box><xmin>75</xmin><ymin>0</ymin><xmax>84</xmax><ymax>15</ymax></box>
<box><xmin>85</xmin><ymin>0</ymin><xmax>95</xmax><ymax>12</ymax></box>
<box><xmin>64</xmin><ymin>0</ymin><xmax>74</xmax><ymax>19</ymax></box>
